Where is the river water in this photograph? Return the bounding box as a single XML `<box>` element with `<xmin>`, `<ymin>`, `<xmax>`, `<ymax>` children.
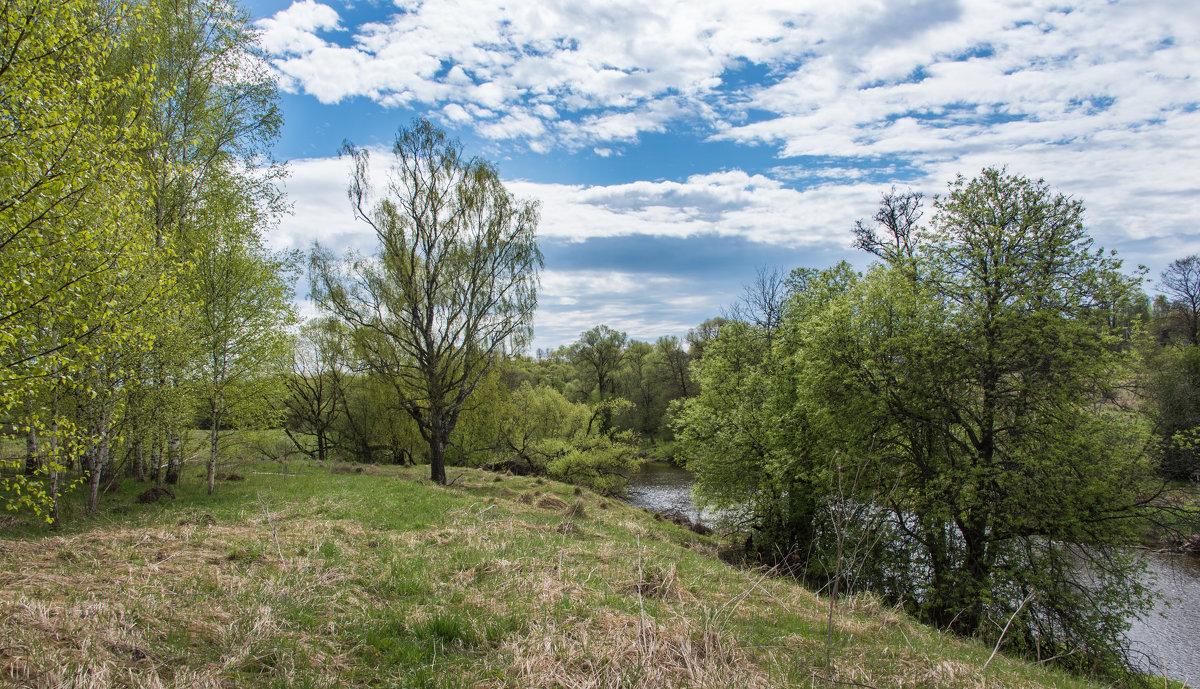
<box><xmin>624</xmin><ymin>461</ymin><xmax>1200</xmax><ymax>687</ymax></box>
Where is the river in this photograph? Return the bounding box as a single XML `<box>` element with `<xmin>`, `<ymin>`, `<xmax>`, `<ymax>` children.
<box><xmin>624</xmin><ymin>461</ymin><xmax>1200</xmax><ymax>687</ymax></box>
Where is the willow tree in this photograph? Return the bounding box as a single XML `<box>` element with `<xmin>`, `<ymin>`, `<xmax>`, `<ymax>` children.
<box><xmin>312</xmin><ymin>119</ymin><xmax>542</xmax><ymax>484</ymax></box>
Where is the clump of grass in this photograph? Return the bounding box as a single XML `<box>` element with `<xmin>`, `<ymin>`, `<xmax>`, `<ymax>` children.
<box><xmin>562</xmin><ymin>498</ymin><xmax>588</xmax><ymax>520</ymax></box>
<box><xmin>535</xmin><ymin>494</ymin><xmax>568</xmax><ymax>510</ymax></box>
<box><xmin>629</xmin><ymin>562</ymin><xmax>682</xmax><ymax>600</ymax></box>
<box><xmin>503</xmin><ymin>612</ymin><xmax>763</xmax><ymax>689</ymax></box>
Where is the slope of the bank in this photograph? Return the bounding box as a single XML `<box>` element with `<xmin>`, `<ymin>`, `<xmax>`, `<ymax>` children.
<box><xmin>0</xmin><ymin>462</ymin><xmax>1178</xmax><ymax>688</ymax></box>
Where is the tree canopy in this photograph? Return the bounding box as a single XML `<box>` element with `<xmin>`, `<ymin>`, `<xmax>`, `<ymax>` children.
<box><xmin>312</xmin><ymin>119</ymin><xmax>542</xmax><ymax>485</ymax></box>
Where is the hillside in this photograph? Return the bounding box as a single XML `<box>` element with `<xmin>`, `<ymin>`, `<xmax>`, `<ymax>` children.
<box><xmin>0</xmin><ymin>463</ymin><xmax>1168</xmax><ymax>688</ymax></box>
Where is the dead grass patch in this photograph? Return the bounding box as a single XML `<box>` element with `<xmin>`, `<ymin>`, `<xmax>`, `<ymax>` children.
<box><xmin>505</xmin><ymin>610</ymin><xmax>771</xmax><ymax>689</ymax></box>
<box><xmin>535</xmin><ymin>494</ymin><xmax>568</xmax><ymax>510</ymax></box>
<box><xmin>561</xmin><ymin>499</ymin><xmax>587</xmax><ymax>519</ymax></box>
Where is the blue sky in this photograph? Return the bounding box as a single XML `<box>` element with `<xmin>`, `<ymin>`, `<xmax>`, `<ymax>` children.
<box><xmin>248</xmin><ymin>0</ymin><xmax>1200</xmax><ymax>350</ymax></box>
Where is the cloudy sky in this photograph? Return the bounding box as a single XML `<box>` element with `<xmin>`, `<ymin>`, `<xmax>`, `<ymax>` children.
<box><xmin>247</xmin><ymin>0</ymin><xmax>1200</xmax><ymax>350</ymax></box>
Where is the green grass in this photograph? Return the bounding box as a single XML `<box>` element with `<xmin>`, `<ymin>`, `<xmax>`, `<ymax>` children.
<box><xmin>0</xmin><ymin>459</ymin><xmax>1187</xmax><ymax>688</ymax></box>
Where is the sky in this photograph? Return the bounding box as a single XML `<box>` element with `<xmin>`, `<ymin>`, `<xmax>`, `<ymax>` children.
<box><xmin>246</xmin><ymin>0</ymin><xmax>1200</xmax><ymax>351</ymax></box>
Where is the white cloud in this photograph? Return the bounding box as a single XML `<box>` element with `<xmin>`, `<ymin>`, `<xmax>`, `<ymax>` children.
<box><xmin>507</xmin><ymin>171</ymin><xmax>880</xmax><ymax>249</ymax></box>
<box><xmin>255</xmin><ymin>0</ymin><xmax>341</xmax><ymax>55</ymax></box>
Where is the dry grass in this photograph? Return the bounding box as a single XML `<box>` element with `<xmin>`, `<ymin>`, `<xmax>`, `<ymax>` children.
<box><xmin>0</xmin><ymin>463</ymin><xmax>1135</xmax><ymax>689</ymax></box>
<box><xmin>535</xmin><ymin>494</ymin><xmax>569</xmax><ymax>510</ymax></box>
<box><xmin>504</xmin><ymin>611</ymin><xmax>769</xmax><ymax>689</ymax></box>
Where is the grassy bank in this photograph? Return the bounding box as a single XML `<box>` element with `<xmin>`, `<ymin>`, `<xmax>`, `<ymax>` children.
<box><xmin>0</xmin><ymin>461</ymin><xmax>1179</xmax><ymax>688</ymax></box>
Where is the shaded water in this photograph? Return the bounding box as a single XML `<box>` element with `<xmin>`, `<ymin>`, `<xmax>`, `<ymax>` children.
<box><xmin>1128</xmin><ymin>551</ymin><xmax>1200</xmax><ymax>686</ymax></box>
<box><xmin>623</xmin><ymin>461</ymin><xmax>705</xmax><ymax>522</ymax></box>
<box><xmin>624</xmin><ymin>462</ymin><xmax>1200</xmax><ymax>687</ymax></box>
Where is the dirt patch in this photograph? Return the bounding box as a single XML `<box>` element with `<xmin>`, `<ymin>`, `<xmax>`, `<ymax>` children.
<box><xmin>136</xmin><ymin>487</ymin><xmax>176</xmax><ymax>504</ymax></box>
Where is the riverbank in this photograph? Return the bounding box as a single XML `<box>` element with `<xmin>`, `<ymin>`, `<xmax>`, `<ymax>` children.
<box><xmin>0</xmin><ymin>461</ymin><xmax>1183</xmax><ymax>688</ymax></box>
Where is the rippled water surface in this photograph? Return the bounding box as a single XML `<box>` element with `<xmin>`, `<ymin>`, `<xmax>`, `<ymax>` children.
<box><xmin>1129</xmin><ymin>551</ymin><xmax>1200</xmax><ymax>686</ymax></box>
<box><xmin>624</xmin><ymin>462</ymin><xmax>1200</xmax><ymax>687</ymax></box>
<box><xmin>623</xmin><ymin>461</ymin><xmax>704</xmax><ymax>520</ymax></box>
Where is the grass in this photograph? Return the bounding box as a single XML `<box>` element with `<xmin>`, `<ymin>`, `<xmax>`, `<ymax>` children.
<box><xmin>0</xmin><ymin>460</ymin><xmax>1187</xmax><ymax>688</ymax></box>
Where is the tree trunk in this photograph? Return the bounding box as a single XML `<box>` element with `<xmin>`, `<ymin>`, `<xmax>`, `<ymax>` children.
<box><xmin>24</xmin><ymin>428</ymin><xmax>38</xmax><ymax>476</ymax></box>
<box><xmin>208</xmin><ymin>403</ymin><xmax>220</xmax><ymax>495</ymax></box>
<box><xmin>48</xmin><ymin>387</ymin><xmax>60</xmax><ymax>527</ymax></box>
<box><xmin>151</xmin><ymin>441</ymin><xmax>162</xmax><ymax>486</ymax></box>
<box><xmin>134</xmin><ymin>438</ymin><xmax>145</xmax><ymax>481</ymax></box>
<box><xmin>89</xmin><ymin>425</ymin><xmax>109</xmax><ymax>513</ymax></box>
<box><xmin>166</xmin><ymin>433</ymin><xmax>181</xmax><ymax>485</ymax></box>
<box><xmin>430</xmin><ymin>431</ymin><xmax>447</xmax><ymax>484</ymax></box>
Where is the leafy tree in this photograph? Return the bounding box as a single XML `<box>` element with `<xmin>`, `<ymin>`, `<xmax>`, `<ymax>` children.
<box><xmin>0</xmin><ymin>0</ymin><xmax>160</xmax><ymax>519</ymax></box>
<box><xmin>798</xmin><ymin>169</ymin><xmax>1166</xmax><ymax>674</ymax></box>
<box><xmin>653</xmin><ymin>335</ymin><xmax>691</xmax><ymax>400</ymax></box>
<box><xmin>312</xmin><ymin>119</ymin><xmax>542</xmax><ymax>485</ymax></box>
<box><xmin>283</xmin><ymin>318</ymin><xmax>346</xmax><ymax>463</ymax></box>
<box><xmin>571</xmin><ymin>325</ymin><xmax>627</xmax><ymax>398</ymax></box>
<box><xmin>615</xmin><ymin>340</ymin><xmax>661</xmax><ymax>435</ymax></box>
<box><xmin>497</xmin><ymin>383</ymin><xmax>640</xmax><ymax>494</ymax></box>
<box><xmin>131</xmin><ymin>0</ymin><xmax>284</xmax><ymax>489</ymax></box>
<box><xmin>191</xmin><ymin>180</ymin><xmax>297</xmax><ymax>494</ymax></box>
<box><xmin>685</xmin><ymin>317</ymin><xmax>727</xmax><ymax>361</ymax></box>
<box><xmin>673</xmin><ymin>263</ymin><xmax>856</xmax><ymax>563</ymax></box>
<box><xmin>678</xmin><ymin>169</ymin><xmax>1189</xmax><ymax>678</ymax></box>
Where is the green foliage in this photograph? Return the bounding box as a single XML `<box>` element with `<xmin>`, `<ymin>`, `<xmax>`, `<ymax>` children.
<box><xmin>0</xmin><ymin>0</ymin><xmax>164</xmax><ymax>518</ymax></box>
<box><xmin>313</xmin><ymin>119</ymin><xmax>542</xmax><ymax>484</ymax></box>
<box><xmin>675</xmin><ymin>169</ymin><xmax>1169</xmax><ymax>679</ymax></box>
<box><xmin>497</xmin><ymin>383</ymin><xmax>640</xmax><ymax>494</ymax></box>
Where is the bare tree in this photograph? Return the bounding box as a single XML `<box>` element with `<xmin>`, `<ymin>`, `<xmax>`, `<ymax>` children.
<box><xmin>311</xmin><ymin>119</ymin><xmax>542</xmax><ymax>484</ymax></box>
<box><xmin>852</xmin><ymin>187</ymin><xmax>924</xmax><ymax>266</ymax></box>
<box><xmin>725</xmin><ymin>266</ymin><xmax>789</xmax><ymax>338</ymax></box>
<box><xmin>1160</xmin><ymin>255</ymin><xmax>1200</xmax><ymax>345</ymax></box>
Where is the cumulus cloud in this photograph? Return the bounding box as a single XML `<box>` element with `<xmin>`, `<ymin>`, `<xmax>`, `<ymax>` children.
<box><xmin>506</xmin><ymin>171</ymin><xmax>882</xmax><ymax>249</ymax></box>
<box><xmin>255</xmin><ymin>1</ymin><xmax>1199</xmax><ymax>256</ymax></box>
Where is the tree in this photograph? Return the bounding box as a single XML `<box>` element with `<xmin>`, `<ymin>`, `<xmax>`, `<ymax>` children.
<box><xmin>653</xmin><ymin>335</ymin><xmax>691</xmax><ymax>399</ymax></box>
<box><xmin>1159</xmin><ymin>255</ymin><xmax>1200</xmax><ymax>345</ymax></box>
<box><xmin>725</xmin><ymin>266</ymin><xmax>789</xmax><ymax>339</ymax></box>
<box><xmin>797</xmin><ymin>169</ymin><xmax>1166</xmax><ymax>674</ymax></box>
<box><xmin>676</xmin><ymin>169</ymin><xmax>1189</xmax><ymax>678</ymax></box>
<box><xmin>131</xmin><ymin>0</ymin><xmax>284</xmax><ymax>489</ymax></box>
<box><xmin>312</xmin><ymin>119</ymin><xmax>542</xmax><ymax>485</ymax></box>
<box><xmin>673</xmin><ymin>262</ymin><xmax>857</xmax><ymax>564</ymax></box>
<box><xmin>685</xmin><ymin>317</ymin><xmax>727</xmax><ymax>361</ymax></box>
<box><xmin>283</xmin><ymin>318</ymin><xmax>345</xmax><ymax>463</ymax></box>
<box><xmin>191</xmin><ymin>179</ymin><xmax>296</xmax><ymax>495</ymax></box>
<box><xmin>0</xmin><ymin>0</ymin><xmax>160</xmax><ymax>519</ymax></box>
<box><xmin>571</xmin><ymin>325</ymin><xmax>627</xmax><ymax>398</ymax></box>
<box><xmin>496</xmin><ymin>382</ymin><xmax>640</xmax><ymax>494</ymax></box>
